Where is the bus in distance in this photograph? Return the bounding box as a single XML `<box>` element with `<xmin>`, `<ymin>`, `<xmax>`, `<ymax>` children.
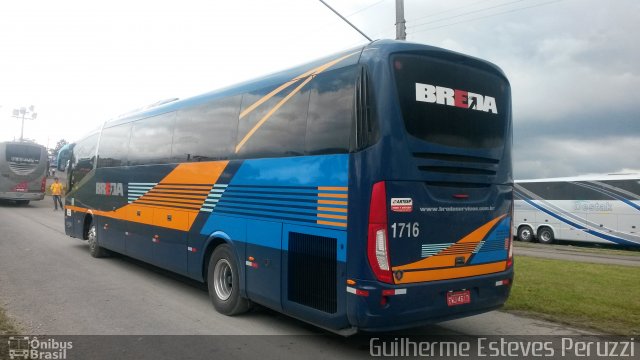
<box><xmin>0</xmin><ymin>141</ymin><xmax>47</xmax><ymax>205</ymax></box>
<box><xmin>514</xmin><ymin>174</ymin><xmax>640</xmax><ymax>247</ymax></box>
<box><xmin>64</xmin><ymin>40</ymin><xmax>514</xmax><ymax>334</ymax></box>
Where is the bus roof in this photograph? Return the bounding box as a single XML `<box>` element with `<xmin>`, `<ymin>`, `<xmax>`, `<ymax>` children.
<box><xmin>100</xmin><ymin>39</ymin><xmax>508</xmax><ymax>129</ymax></box>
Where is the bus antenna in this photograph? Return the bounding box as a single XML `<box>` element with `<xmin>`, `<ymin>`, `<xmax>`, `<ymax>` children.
<box><xmin>318</xmin><ymin>0</ymin><xmax>373</xmax><ymax>42</ymax></box>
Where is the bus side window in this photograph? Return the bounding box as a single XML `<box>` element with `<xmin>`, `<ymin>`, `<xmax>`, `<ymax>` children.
<box><xmin>97</xmin><ymin>124</ymin><xmax>132</xmax><ymax>168</ymax></box>
<box><xmin>129</xmin><ymin>112</ymin><xmax>175</xmax><ymax>166</ymax></box>
<box><xmin>172</xmin><ymin>96</ymin><xmax>241</xmax><ymax>162</ymax></box>
<box><xmin>236</xmin><ymin>84</ymin><xmax>308</xmax><ymax>159</ymax></box>
<box><xmin>305</xmin><ymin>66</ymin><xmax>357</xmax><ymax>155</ymax></box>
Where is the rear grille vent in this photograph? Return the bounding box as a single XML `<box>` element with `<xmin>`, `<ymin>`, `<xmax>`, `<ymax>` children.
<box><xmin>288</xmin><ymin>232</ymin><xmax>337</xmax><ymax>313</ymax></box>
<box><xmin>413</xmin><ymin>152</ymin><xmax>499</xmax><ymax>164</ymax></box>
<box><xmin>425</xmin><ymin>181</ymin><xmax>490</xmax><ymax>189</ymax></box>
<box><xmin>418</xmin><ymin>166</ymin><xmax>496</xmax><ymax>175</ymax></box>
<box><xmin>9</xmin><ymin>162</ymin><xmax>37</xmax><ymax>175</ymax></box>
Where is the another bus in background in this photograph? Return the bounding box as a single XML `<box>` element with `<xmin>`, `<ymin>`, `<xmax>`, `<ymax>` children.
<box><xmin>514</xmin><ymin>174</ymin><xmax>640</xmax><ymax>247</ymax></box>
<box><xmin>0</xmin><ymin>141</ymin><xmax>47</xmax><ymax>205</ymax></box>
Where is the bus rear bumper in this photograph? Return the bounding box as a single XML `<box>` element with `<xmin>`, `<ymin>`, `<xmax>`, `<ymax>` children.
<box><xmin>347</xmin><ymin>268</ymin><xmax>513</xmax><ymax>332</ymax></box>
<box><xmin>0</xmin><ymin>191</ymin><xmax>45</xmax><ymax>201</ymax></box>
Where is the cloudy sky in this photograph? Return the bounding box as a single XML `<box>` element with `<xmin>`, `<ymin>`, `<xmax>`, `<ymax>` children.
<box><xmin>0</xmin><ymin>0</ymin><xmax>638</xmax><ymax>179</ymax></box>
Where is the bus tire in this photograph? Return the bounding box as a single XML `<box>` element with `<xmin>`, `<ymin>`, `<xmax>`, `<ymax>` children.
<box><xmin>207</xmin><ymin>244</ymin><xmax>250</xmax><ymax>316</ymax></box>
<box><xmin>87</xmin><ymin>221</ymin><xmax>109</xmax><ymax>258</ymax></box>
<box><xmin>517</xmin><ymin>225</ymin><xmax>534</xmax><ymax>242</ymax></box>
<box><xmin>537</xmin><ymin>227</ymin><xmax>555</xmax><ymax>244</ymax></box>
<box><xmin>15</xmin><ymin>200</ymin><xmax>30</xmax><ymax>206</ymax></box>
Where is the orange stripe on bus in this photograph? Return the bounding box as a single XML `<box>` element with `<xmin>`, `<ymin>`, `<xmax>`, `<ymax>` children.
<box><xmin>147</xmin><ymin>189</ymin><xmax>209</xmax><ymax>195</ymax></box>
<box><xmin>317</xmin><ymin>186</ymin><xmax>348</xmax><ymax>192</ymax></box>
<box><xmin>318</xmin><ymin>199</ymin><xmax>348</xmax><ymax>206</ymax></box>
<box><xmin>159</xmin><ymin>161</ymin><xmax>228</xmax><ymax>185</ymax></box>
<box><xmin>154</xmin><ymin>185</ymin><xmax>212</xmax><ymax>190</ymax></box>
<box><xmin>139</xmin><ymin>195</ymin><xmax>204</xmax><ymax>204</ymax></box>
<box><xmin>318</xmin><ymin>193</ymin><xmax>348</xmax><ymax>198</ymax></box>
<box><xmin>317</xmin><ymin>220</ymin><xmax>347</xmax><ymax>228</ymax></box>
<box><xmin>317</xmin><ymin>206</ymin><xmax>347</xmax><ymax>213</ymax></box>
<box><xmin>68</xmin><ymin>161</ymin><xmax>228</xmax><ymax>232</ymax></box>
<box><xmin>134</xmin><ymin>199</ymin><xmax>201</xmax><ymax>209</ymax></box>
<box><xmin>138</xmin><ymin>193</ymin><xmax>207</xmax><ymax>200</ymax></box>
<box><xmin>317</xmin><ymin>213</ymin><xmax>347</xmax><ymax>220</ymax></box>
<box><xmin>393</xmin><ymin>262</ymin><xmax>507</xmax><ymax>284</ymax></box>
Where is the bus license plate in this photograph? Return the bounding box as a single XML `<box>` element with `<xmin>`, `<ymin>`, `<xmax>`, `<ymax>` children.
<box><xmin>447</xmin><ymin>290</ymin><xmax>471</xmax><ymax>306</ymax></box>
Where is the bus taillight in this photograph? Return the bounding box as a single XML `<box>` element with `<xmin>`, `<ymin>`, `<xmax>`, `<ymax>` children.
<box><xmin>41</xmin><ymin>176</ymin><xmax>47</xmax><ymax>192</ymax></box>
<box><xmin>367</xmin><ymin>181</ymin><xmax>393</xmax><ymax>284</ymax></box>
<box><xmin>506</xmin><ymin>199</ymin><xmax>514</xmax><ymax>268</ymax></box>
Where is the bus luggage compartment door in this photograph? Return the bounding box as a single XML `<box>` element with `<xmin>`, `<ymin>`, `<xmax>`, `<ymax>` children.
<box><xmin>245</xmin><ymin>219</ymin><xmax>282</xmax><ymax>311</ymax></box>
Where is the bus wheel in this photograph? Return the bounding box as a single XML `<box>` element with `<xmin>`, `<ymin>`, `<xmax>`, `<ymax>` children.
<box><xmin>207</xmin><ymin>244</ymin><xmax>251</xmax><ymax>316</ymax></box>
<box><xmin>537</xmin><ymin>227</ymin><xmax>555</xmax><ymax>244</ymax></box>
<box><xmin>87</xmin><ymin>221</ymin><xmax>109</xmax><ymax>258</ymax></box>
<box><xmin>517</xmin><ymin>225</ymin><xmax>534</xmax><ymax>242</ymax></box>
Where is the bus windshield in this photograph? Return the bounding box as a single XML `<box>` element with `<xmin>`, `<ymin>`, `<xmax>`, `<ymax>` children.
<box><xmin>393</xmin><ymin>54</ymin><xmax>509</xmax><ymax>149</ymax></box>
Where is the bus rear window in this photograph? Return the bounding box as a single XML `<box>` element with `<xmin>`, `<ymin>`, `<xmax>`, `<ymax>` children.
<box><xmin>6</xmin><ymin>144</ymin><xmax>41</xmax><ymax>164</ymax></box>
<box><xmin>393</xmin><ymin>54</ymin><xmax>509</xmax><ymax>149</ymax></box>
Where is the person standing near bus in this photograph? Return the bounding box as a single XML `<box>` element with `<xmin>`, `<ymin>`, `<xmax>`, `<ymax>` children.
<box><xmin>50</xmin><ymin>177</ymin><xmax>64</xmax><ymax>210</ymax></box>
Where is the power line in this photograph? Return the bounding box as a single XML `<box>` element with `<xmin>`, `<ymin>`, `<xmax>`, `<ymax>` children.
<box><xmin>408</xmin><ymin>0</ymin><xmax>564</xmax><ymax>35</ymax></box>
<box><xmin>345</xmin><ymin>0</ymin><xmax>387</xmax><ymax>18</ymax></box>
<box><xmin>406</xmin><ymin>0</ymin><xmax>499</xmax><ymax>23</ymax></box>
<box><xmin>407</xmin><ymin>0</ymin><xmax>529</xmax><ymax>29</ymax></box>
<box><xmin>318</xmin><ymin>0</ymin><xmax>373</xmax><ymax>41</ymax></box>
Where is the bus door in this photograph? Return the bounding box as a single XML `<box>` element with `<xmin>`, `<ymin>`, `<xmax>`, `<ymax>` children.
<box><xmin>95</xmin><ymin>167</ymin><xmax>127</xmax><ymax>253</ymax></box>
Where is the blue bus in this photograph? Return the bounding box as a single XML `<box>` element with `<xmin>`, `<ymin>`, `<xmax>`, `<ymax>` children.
<box><xmin>64</xmin><ymin>40</ymin><xmax>513</xmax><ymax>334</ymax></box>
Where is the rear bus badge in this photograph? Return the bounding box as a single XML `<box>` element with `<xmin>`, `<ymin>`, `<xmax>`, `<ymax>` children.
<box><xmin>394</xmin><ymin>270</ymin><xmax>404</xmax><ymax>281</ymax></box>
<box><xmin>391</xmin><ymin>198</ymin><xmax>413</xmax><ymax>212</ymax></box>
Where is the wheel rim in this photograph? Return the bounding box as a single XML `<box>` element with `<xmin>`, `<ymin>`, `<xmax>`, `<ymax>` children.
<box><xmin>521</xmin><ymin>228</ymin><xmax>531</xmax><ymax>240</ymax></box>
<box><xmin>540</xmin><ymin>231</ymin><xmax>551</xmax><ymax>242</ymax></box>
<box><xmin>88</xmin><ymin>226</ymin><xmax>97</xmax><ymax>252</ymax></box>
<box><xmin>213</xmin><ymin>259</ymin><xmax>233</xmax><ymax>301</ymax></box>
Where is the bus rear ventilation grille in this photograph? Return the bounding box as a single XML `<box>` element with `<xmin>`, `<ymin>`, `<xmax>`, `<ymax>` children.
<box><xmin>9</xmin><ymin>162</ymin><xmax>37</xmax><ymax>175</ymax></box>
<box><xmin>425</xmin><ymin>181</ymin><xmax>491</xmax><ymax>188</ymax></box>
<box><xmin>413</xmin><ymin>152</ymin><xmax>499</xmax><ymax>164</ymax></box>
<box><xmin>288</xmin><ymin>232</ymin><xmax>337</xmax><ymax>314</ymax></box>
<box><xmin>418</xmin><ymin>166</ymin><xmax>496</xmax><ymax>176</ymax></box>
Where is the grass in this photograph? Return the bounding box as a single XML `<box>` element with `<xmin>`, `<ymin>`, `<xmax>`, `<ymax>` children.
<box><xmin>0</xmin><ymin>306</ymin><xmax>20</xmax><ymax>335</ymax></box>
<box><xmin>504</xmin><ymin>256</ymin><xmax>640</xmax><ymax>335</ymax></box>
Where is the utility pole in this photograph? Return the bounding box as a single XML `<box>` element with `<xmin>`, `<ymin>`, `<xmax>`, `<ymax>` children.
<box><xmin>395</xmin><ymin>0</ymin><xmax>406</xmax><ymax>40</ymax></box>
<box><xmin>12</xmin><ymin>106</ymin><xmax>38</xmax><ymax>142</ymax></box>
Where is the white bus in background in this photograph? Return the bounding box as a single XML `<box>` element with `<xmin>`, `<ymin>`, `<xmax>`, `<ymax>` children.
<box><xmin>513</xmin><ymin>174</ymin><xmax>640</xmax><ymax>247</ymax></box>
